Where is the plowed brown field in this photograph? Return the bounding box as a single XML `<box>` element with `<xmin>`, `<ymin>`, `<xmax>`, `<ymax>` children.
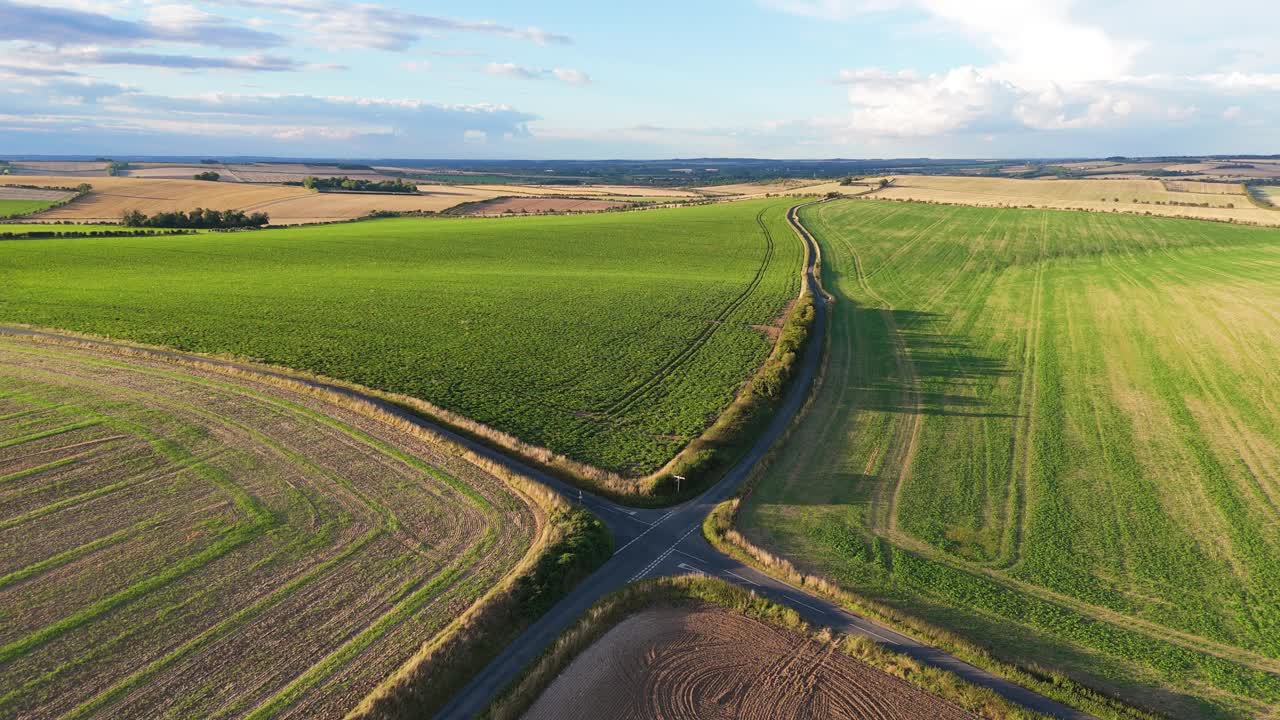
<box><xmin>0</xmin><ymin>335</ymin><xmax>534</xmax><ymax>719</ymax></box>
<box><xmin>523</xmin><ymin>607</ymin><xmax>976</xmax><ymax>720</ymax></box>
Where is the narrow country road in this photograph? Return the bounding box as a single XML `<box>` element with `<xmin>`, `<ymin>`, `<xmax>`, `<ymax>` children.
<box><xmin>0</xmin><ymin>202</ymin><xmax>1096</xmax><ymax>720</ymax></box>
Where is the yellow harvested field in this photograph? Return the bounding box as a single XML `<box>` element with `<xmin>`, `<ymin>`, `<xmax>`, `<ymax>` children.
<box><xmin>452</xmin><ymin>183</ymin><xmax>702</xmax><ymax>198</ymax></box>
<box><xmin>872</xmin><ymin>175</ymin><xmax>1279</xmax><ymax>225</ymax></box>
<box><xmin>3</xmin><ymin>175</ymin><xmax>501</xmax><ymax>224</ymax></box>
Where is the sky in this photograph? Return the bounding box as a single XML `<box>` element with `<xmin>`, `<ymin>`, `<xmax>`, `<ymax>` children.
<box><xmin>1</xmin><ymin>0</ymin><xmax>1277</xmax><ymax>159</ymax></box>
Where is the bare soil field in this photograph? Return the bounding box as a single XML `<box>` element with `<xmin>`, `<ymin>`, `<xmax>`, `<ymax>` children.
<box><xmin>871</xmin><ymin>174</ymin><xmax>1280</xmax><ymax>225</ymax></box>
<box><xmin>454</xmin><ymin>197</ymin><xmax>630</xmax><ymax>215</ymax></box>
<box><xmin>0</xmin><ymin>175</ymin><xmax>502</xmax><ymax>224</ymax></box>
<box><xmin>0</xmin><ymin>334</ymin><xmax>535</xmax><ymax>719</ymax></box>
<box><xmin>0</xmin><ymin>186</ymin><xmax>75</xmax><ymax>201</ymax></box>
<box><xmin>522</xmin><ymin>606</ymin><xmax>976</xmax><ymax>720</ymax></box>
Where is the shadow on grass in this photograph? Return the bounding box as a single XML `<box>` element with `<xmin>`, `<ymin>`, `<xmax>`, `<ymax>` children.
<box><xmin>850</xmin><ymin>306</ymin><xmax>1017</xmax><ymax>418</ymax></box>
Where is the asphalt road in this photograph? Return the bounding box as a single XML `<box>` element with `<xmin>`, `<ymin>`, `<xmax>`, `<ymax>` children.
<box><xmin>0</xmin><ymin>202</ymin><xmax>1097</xmax><ymax>720</ymax></box>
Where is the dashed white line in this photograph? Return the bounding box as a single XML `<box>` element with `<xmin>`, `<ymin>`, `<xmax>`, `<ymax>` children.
<box><xmin>628</xmin><ymin>525</ymin><xmax>698</xmax><ymax>582</ymax></box>
<box><xmin>788</xmin><ymin>596</ymin><xmax>823</xmax><ymax>612</ymax></box>
<box><xmin>611</xmin><ymin>510</ymin><xmax>674</xmax><ymax>555</ymax></box>
<box><xmin>673</xmin><ymin>548</ymin><xmax>705</xmax><ymax>563</ymax></box>
<box><xmin>722</xmin><ymin>569</ymin><xmax>758</xmax><ymax>586</ymax></box>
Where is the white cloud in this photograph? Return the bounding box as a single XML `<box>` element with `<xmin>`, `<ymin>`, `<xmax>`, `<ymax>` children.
<box><xmin>485</xmin><ymin>62</ymin><xmax>591</xmax><ymax>86</ymax></box>
<box><xmin>1223</xmin><ymin>105</ymin><xmax>1243</xmax><ymax>121</ymax></box>
<box><xmin>484</xmin><ymin>61</ymin><xmax>540</xmax><ymax>81</ymax></box>
<box><xmin>0</xmin><ymin>85</ymin><xmax>538</xmax><ymax>155</ymax></box>
<box><xmin>785</xmin><ymin>0</ymin><xmax>1280</xmax><ymax>144</ymax></box>
<box><xmin>837</xmin><ymin>66</ymin><xmax>1017</xmax><ymax>136</ymax></box>
<box><xmin>552</xmin><ymin>68</ymin><xmax>590</xmax><ymax>86</ymax></box>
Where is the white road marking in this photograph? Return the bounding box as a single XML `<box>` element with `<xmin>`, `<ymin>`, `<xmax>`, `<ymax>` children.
<box><xmin>788</xmin><ymin>596</ymin><xmax>823</xmax><ymax>612</ymax></box>
<box><xmin>673</xmin><ymin>548</ymin><xmax>705</xmax><ymax>563</ymax></box>
<box><xmin>612</xmin><ymin>510</ymin><xmax>675</xmax><ymax>555</ymax></box>
<box><xmin>676</xmin><ymin>563</ymin><xmax>706</xmax><ymax>575</ymax></box>
<box><xmin>628</xmin><ymin>525</ymin><xmax>698</xmax><ymax>582</ymax></box>
<box><xmin>722</xmin><ymin>569</ymin><xmax>758</xmax><ymax>586</ymax></box>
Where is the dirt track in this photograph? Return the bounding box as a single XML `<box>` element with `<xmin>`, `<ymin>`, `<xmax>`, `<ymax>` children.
<box><xmin>523</xmin><ymin>606</ymin><xmax>977</xmax><ymax>720</ymax></box>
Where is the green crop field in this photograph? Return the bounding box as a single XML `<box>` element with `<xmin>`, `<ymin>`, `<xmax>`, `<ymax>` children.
<box><xmin>0</xmin><ymin>200</ymin><xmax>54</xmax><ymax>218</ymax></box>
<box><xmin>740</xmin><ymin>198</ymin><xmax>1280</xmax><ymax>719</ymax></box>
<box><xmin>0</xmin><ymin>336</ymin><xmax>533</xmax><ymax>718</ymax></box>
<box><xmin>0</xmin><ymin>199</ymin><xmax>803</xmax><ymax>476</ymax></box>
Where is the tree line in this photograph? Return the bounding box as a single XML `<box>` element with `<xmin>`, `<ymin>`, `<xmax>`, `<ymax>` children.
<box><xmin>301</xmin><ymin>176</ymin><xmax>417</xmax><ymax>193</ymax></box>
<box><xmin>121</xmin><ymin>208</ymin><xmax>269</xmax><ymax>229</ymax></box>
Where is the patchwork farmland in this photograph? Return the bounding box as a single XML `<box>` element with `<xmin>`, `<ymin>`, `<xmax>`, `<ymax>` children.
<box><xmin>0</xmin><ymin>175</ymin><xmax>506</xmax><ymax>225</ymax></box>
<box><xmin>740</xmin><ymin>198</ymin><xmax>1280</xmax><ymax>718</ymax></box>
<box><xmin>0</xmin><ymin>336</ymin><xmax>535</xmax><ymax>718</ymax></box>
<box><xmin>0</xmin><ymin>199</ymin><xmax>803</xmax><ymax>479</ymax></box>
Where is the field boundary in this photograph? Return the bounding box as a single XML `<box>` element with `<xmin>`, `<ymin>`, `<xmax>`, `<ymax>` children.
<box><xmin>0</xmin><ymin>328</ymin><xmax>611</xmax><ymax>720</ymax></box>
<box><xmin>483</xmin><ymin>575</ymin><xmax>1051</xmax><ymax>720</ymax></box>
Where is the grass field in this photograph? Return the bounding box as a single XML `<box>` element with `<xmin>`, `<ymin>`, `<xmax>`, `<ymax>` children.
<box><xmin>0</xmin><ymin>199</ymin><xmax>804</xmax><ymax>477</ymax></box>
<box><xmin>0</xmin><ymin>200</ymin><xmax>55</xmax><ymax>218</ymax></box>
<box><xmin>0</xmin><ymin>336</ymin><xmax>534</xmax><ymax>718</ymax></box>
<box><xmin>740</xmin><ymin>199</ymin><xmax>1280</xmax><ymax>718</ymax></box>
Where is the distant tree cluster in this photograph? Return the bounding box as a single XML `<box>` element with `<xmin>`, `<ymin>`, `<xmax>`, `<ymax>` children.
<box><xmin>301</xmin><ymin>176</ymin><xmax>417</xmax><ymax>193</ymax></box>
<box><xmin>106</xmin><ymin>161</ymin><xmax>130</xmax><ymax>176</ymax></box>
<box><xmin>193</xmin><ymin>171</ymin><xmax>221</xmax><ymax>181</ymax></box>
<box><xmin>121</xmin><ymin>208</ymin><xmax>268</xmax><ymax>229</ymax></box>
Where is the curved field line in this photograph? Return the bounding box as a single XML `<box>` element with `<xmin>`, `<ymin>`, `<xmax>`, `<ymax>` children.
<box><xmin>0</xmin><ymin>336</ymin><xmax>532</xmax><ymax>719</ymax></box>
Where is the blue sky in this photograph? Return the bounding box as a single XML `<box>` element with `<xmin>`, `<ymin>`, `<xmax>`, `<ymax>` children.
<box><xmin>1</xmin><ymin>0</ymin><xmax>1277</xmax><ymax>158</ymax></box>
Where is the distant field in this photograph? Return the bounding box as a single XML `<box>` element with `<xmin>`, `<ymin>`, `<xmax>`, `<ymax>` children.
<box><xmin>456</xmin><ymin>183</ymin><xmax>701</xmax><ymax>199</ymax></box>
<box><xmin>1261</xmin><ymin>186</ymin><xmax>1280</xmax><ymax>207</ymax></box>
<box><xmin>872</xmin><ymin>175</ymin><xmax>1278</xmax><ymax>225</ymax></box>
<box><xmin>1161</xmin><ymin>180</ymin><xmax>1245</xmax><ymax>195</ymax></box>
<box><xmin>453</xmin><ymin>197</ymin><xmax>629</xmax><ymax>215</ymax></box>
<box><xmin>0</xmin><ymin>336</ymin><xmax>533</xmax><ymax>718</ymax></box>
<box><xmin>0</xmin><ymin>175</ymin><xmax>503</xmax><ymax>224</ymax></box>
<box><xmin>741</xmin><ymin>199</ymin><xmax>1280</xmax><ymax>718</ymax></box>
<box><xmin>0</xmin><ymin>187</ymin><xmax>75</xmax><ymax>202</ymax></box>
<box><xmin>698</xmin><ymin>179</ymin><xmax>880</xmax><ymax>198</ymax></box>
<box><xmin>0</xmin><ymin>200</ymin><xmax>54</xmax><ymax>218</ymax></box>
<box><xmin>6</xmin><ymin>161</ymin><xmax>106</xmax><ymax>176</ymax></box>
<box><xmin>0</xmin><ymin>199</ymin><xmax>804</xmax><ymax>476</ymax></box>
